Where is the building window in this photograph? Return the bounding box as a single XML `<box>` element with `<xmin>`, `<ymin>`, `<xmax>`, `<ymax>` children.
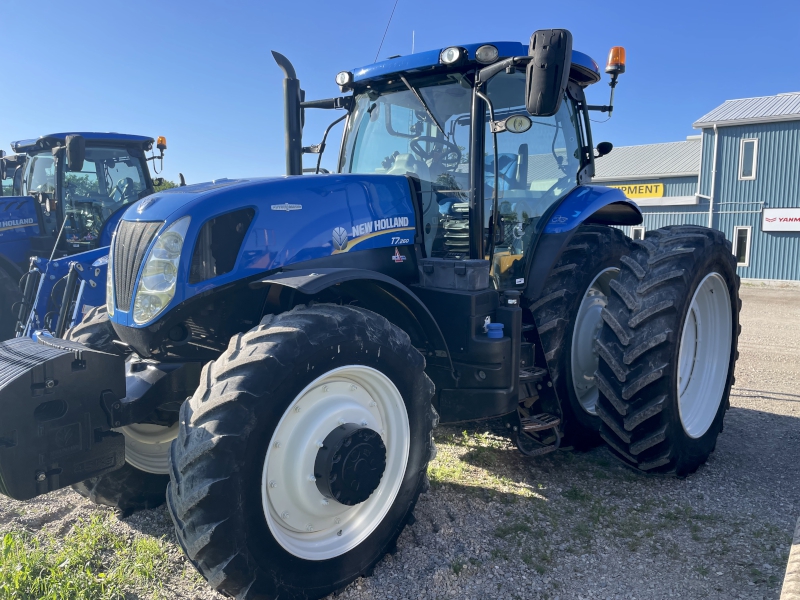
<box><xmin>733</xmin><ymin>226</ymin><xmax>751</xmax><ymax>267</ymax></box>
<box><xmin>630</xmin><ymin>226</ymin><xmax>645</xmax><ymax>241</ymax></box>
<box><xmin>739</xmin><ymin>138</ymin><xmax>758</xmax><ymax>180</ymax></box>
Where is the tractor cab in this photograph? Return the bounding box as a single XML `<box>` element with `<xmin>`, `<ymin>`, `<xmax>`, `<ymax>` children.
<box><xmin>278</xmin><ymin>38</ymin><xmax>634</xmax><ymax>291</ymax></box>
<box><xmin>7</xmin><ymin>132</ymin><xmax>164</xmax><ymax>253</ymax></box>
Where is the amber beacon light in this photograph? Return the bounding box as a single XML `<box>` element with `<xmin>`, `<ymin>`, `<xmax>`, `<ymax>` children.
<box><xmin>605</xmin><ymin>46</ymin><xmax>626</xmax><ymax>75</ymax></box>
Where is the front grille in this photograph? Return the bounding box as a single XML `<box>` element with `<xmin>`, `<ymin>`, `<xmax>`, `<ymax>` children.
<box><xmin>113</xmin><ymin>220</ymin><xmax>161</xmax><ymax>311</ymax></box>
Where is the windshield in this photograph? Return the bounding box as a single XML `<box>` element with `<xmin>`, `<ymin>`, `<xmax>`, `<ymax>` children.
<box><xmin>62</xmin><ymin>146</ymin><xmax>148</xmax><ymax>249</ymax></box>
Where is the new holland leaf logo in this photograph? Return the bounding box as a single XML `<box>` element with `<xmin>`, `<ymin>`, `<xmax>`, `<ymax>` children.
<box><xmin>332</xmin><ymin>227</ymin><xmax>348</xmax><ymax>251</ymax></box>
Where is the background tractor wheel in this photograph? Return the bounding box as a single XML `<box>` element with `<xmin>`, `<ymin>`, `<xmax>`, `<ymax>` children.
<box><xmin>0</xmin><ymin>268</ymin><xmax>22</xmax><ymax>340</ymax></box>
<box><xmin>594</xmin><ymin>225</ymin><xmax>740</xmax><ymax>476</ymax></box>
<box><xmin>529</xmin><ymin>224</ymin><xmax>632</xmax><ymax>449</ymax></box>
<box><xmin>167</xmin><ymin>304</ymin><xmax>436</xmax><ymax>600</ymax></box>
<box><xmin>67</xmin><ymin>306</ymin><xmax>174</xmax><ymax>515</ymax></box>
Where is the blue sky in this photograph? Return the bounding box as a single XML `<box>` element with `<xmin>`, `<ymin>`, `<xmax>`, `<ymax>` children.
<box><xmin>3</xmin><ymin>0</ymin><xmax>799</xmax><ymax>184</ymax></box>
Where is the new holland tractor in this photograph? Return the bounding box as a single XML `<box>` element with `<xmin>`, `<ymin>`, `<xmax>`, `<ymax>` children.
<box><xmin>0</xmin><ymin>30</ymin><xmax>740</xmax><ymax>599</ymax></box>
<box><xmin>0</xmin><ymin>132</ymin><xmax>168</xmax><ymax>339</ymax></box>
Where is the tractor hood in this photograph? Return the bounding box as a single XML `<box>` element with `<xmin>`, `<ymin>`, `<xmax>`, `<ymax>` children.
<box><xmin>111</xmin><ymin>174</ymin><xmax>417</xmax><ymax>328</ymax></box>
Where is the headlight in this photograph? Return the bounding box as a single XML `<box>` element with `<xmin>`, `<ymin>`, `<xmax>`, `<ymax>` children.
<box><xmin>133</xmin><ymin>216</ymin><xmax>190</xmax><ymax>324</ymax></box>
<box><xmin>475</xmin><ymin>45</ymin><xmax>499</xmax><ymax>64</ymax></box>
<box><xmin>106</xmin><ymin>240</ymin><xmax>114</xmax><ymax>317</ymax></box>
<box><xmin>439</xmin><ymin>47</ymin><xmax>463</xmax><ymax>65</ymax></box>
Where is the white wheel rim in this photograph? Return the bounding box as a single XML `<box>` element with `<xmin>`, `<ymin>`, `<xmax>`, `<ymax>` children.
<box><xmin>677</xmin><ymin>272</ymin><xmax>732</xmax><ymax>438</ymax></box>
<box><xmin>117</xmin><ymin>422</ymin><xmax>178</xmax><ymax>474</ymax></box>
<box><xmin>571</xmin><ymin>267</ymin><xmax>619</xmax><ymax>415</ymax></box>
<box><xmin>262</xmin><ymin>365</ymin><xmax>410</xmax><ymax>561</ymax></box>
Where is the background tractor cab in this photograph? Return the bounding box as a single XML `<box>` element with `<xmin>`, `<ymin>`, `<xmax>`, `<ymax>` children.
<box><xmin>0</xmin><ymin>132</ymin><xmax>167</xmax><ymax>339</ymax></box>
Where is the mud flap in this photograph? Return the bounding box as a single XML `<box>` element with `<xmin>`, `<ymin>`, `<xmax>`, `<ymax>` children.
<box><xmin>0</xmin><ymin>337</ymin><xmax>126</xmax><ymax>500</ymax></box>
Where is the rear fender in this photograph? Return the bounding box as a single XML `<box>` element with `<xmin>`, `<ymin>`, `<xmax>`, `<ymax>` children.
<box><xmin>251</xmin><ymin>268</ymin><xmax>453</xmax><ymax>373</ymax></box>
<box><xmin>524</xmin><ymin>185</ymin><xmax>641</xmax><ymax>300</ymax></box>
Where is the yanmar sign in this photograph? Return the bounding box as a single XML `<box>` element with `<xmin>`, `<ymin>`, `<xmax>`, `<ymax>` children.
<box><xmin>762</xmin><ymin>208</ymin><xmax>800</xmax><ymax>232</ymax></box>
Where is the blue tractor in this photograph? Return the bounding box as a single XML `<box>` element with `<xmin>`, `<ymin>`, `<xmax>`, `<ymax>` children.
<box><xmin>0</xmin><ymin>132</ymin><xmax>167</xmax><ymax>339</ymax></box>
<box><xmin>0</xmin><ymin>30</ymin><xmax>740</xmax><ymax>599</ymax></box>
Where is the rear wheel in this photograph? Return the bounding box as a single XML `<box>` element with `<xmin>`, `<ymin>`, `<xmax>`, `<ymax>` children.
<box><xmin>167</xmin><ymin>304</ymin><xmax>436</xmax><ymax>600</ymax></box>
<box><xmin>0</xmin><ymin>268</ymin><xmax>22</xmax><ymax>340</ymax></box>
<box><xmin>529</xmin><ymin>224</ymin><xmax>632</xmax><ymax>449</ymax></box>
<box><xmin>594</xmin><ymin>226</ymin><xmax>740</xmax><ymax>475</ymax></box>
<box><xmin>67</xmin><ymin>306</ymin><xmax>174</xmax><ymax>514</ymax></box>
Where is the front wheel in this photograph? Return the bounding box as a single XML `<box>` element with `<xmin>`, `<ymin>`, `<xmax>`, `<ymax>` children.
<box><xmin>167</xmin><ymin>304</ymin><xmax>436</xmax><ymax>599</ymax></box>
<box><xmin>594</xmin><ymin>226</ymin><xmax>741</xmax><ymax>475</ymax></box>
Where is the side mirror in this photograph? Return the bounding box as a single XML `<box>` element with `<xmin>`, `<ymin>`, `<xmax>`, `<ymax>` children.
<box><xmin>0</xmin><ymin>150</ymin><xmax>6</xmax><ymax>181</ymax></box>
<box><xmin>153</xmin><ymin>177</ymin><xmax>165</xmax><ymax>187</ymax></box>
<box><xmin>525</xmin><ymin>29</ymin><xmax>573</xmax><ymax>117</ymax></box>
<box><xmin>65</xmin><ymin>135</ymin><xmax>85</xmax><ymax>172</ymax></box>
<box><xmin>596</xmin><ymin>141</ymin><xmax>613</xmax><ymax>157</ymax></box>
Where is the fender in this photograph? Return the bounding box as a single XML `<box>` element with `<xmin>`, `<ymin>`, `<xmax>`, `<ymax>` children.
<box><xmin>251</xmin><ymin>267</ymin><xmax>453</xmax><ymax>374</ymax></box>
<box><xmin>525</xmin><ymin>185</ymin><xmax>642</xmax><ymax>301</ymax></box>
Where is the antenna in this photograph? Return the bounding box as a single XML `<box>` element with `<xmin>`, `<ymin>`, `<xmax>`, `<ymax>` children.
<box><xmin>412</xmin><ymin>30</ymin><xmax>415</xmax><ymax>54</ymax></box>
<box><xmin>374</xmin><ymin>0</ymin><xmax>400</xmax><ymax>62</ymax></box>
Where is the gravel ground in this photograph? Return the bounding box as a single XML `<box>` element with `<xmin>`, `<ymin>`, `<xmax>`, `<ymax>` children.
<box><xmin>1</xmin><ymin>284</ymin><xmax>798</xmax><ymax>599</ymax></box>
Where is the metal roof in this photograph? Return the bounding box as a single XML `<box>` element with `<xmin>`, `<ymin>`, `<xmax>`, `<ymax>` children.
<box><xmin>593</xmin><ymin>138</ymin><xmax>701</xmax><ymax>182</ymax></box>
<box><xmin>11</xmin><ymin>132</ymin><xmax>154</xmax><ymax>154</ymax></box>
<box><xmin>693</xmin><ymin>92</ymin><xmax>800</xmax><ymax>128</ymax></box>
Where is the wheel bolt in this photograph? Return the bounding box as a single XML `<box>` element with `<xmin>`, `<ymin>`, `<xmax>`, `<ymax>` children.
<box><xmin>281</xmin><ymin>511</ymin><xmax>289</xmax><ymax>520</ymax></box>
<box><xmin>295</xmin><ymin>405</ymin><xmax>302</xmax><ymax>412</ymax></box>
<box><xmin>369</xmin><ymin>401</ymin><xmax>377</xmax><ymax>407</ymax></box>
<box><xmin>361</xmin><ymin>420</ymin><xmax>368</xmax><ymax>427</ymax></box>
<box><xmin>316</xmin><ymin>440</ymin><xmax>324</xmax><ymax>448</ymax></box>
<box><xmin>338</xmin><ymin>418</ymin><xmax>345</xmax><ymax>425</ymax></box>
<box><xmin>334</xmin><ymin>517</ymin><xmax>341</xmax><ymax>524</ymax></box>
<box><xmin>274</xmin><ymin>441</ymin><xmax>281</xmax><ymax>448</ymax></box>
<box><xmin>306</xmin><ymin>524</ymin><xmax>313</xmax><ymax>532</ymax></box>
<box><xmin>308</xmin><ymin>474</ymin><xmax>316</xmax><ymax>482</ymax></box>
<box><xmin>323</xmin><ymin>385</ymin><xmax>329</xmax><ymax>392</ymax></box>
<box><xmin>321</xmin><ymin>498</ymin><xmax>329</xmax><ymax>506</ymax></box>
<box><xmin>269</xmin><ymin>480</ymin><xmax>278</xmax><ymax>488</ymax></box>
<box><xmin>350</xmin><ymin>385</ymin><xmax>358</xmax><ymax>391</ymax></box>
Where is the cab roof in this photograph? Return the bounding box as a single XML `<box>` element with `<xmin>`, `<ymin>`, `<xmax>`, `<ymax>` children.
<box><xmin>11</xmin><ymin>132</ymin><xmax>155</xmax><ymax>154</ymax></box>
<box><xmin>351</xmin><ymin>41</ymin><xmax>601</xmax><ymax>87</ymax></box>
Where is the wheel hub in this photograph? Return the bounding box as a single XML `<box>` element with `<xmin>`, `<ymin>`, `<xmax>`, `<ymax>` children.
<box><xmin>315</xmin><ymin>423</ymin><xmax>386</xmax><ymax>506</ymax></box>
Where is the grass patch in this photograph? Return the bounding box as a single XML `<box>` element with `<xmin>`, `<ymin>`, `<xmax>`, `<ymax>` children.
<box><xmin>494</xmin><ymin>522</ymin><xmax>532</xmax><ymax>538</ymax></box>
<box><xmin>560</xmin><ymin>486</ymin><xmax>591</xmax><ymax>503</ymax></box>
<box><xmin>450</xmin><ymin>558</ymin><xmax>465</xmax><ymax>575</ymax></box>
<box><xmin>0</xmin><ymin>514</ymin><xmax>173</xmax><ymax>600</ymax></box>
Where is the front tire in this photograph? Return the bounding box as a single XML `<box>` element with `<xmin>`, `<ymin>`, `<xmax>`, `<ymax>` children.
<box><xmin>594</xmin><ymin>226</ymin><xmax>740</xmax><ymax>475</ymax></box>
<box><xmin>529</xmin><ymin>224</ymin><xmax>632</xmax><ymax>449</ymax></box>
<box><xmin>67</xmin><ymin>306</ymin><xmax>174</xmax><ymax>514</ymax></box>
<box><xmin>167</xmin><ymin>304</ymin><xmax>436</xmax><ymax>600</ymax></box>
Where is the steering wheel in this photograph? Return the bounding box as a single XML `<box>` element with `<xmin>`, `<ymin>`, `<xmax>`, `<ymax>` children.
<box><xmin>410</xmin><ymin>136</ymin><xmax>462</xmax><ymax>169</ymax></box>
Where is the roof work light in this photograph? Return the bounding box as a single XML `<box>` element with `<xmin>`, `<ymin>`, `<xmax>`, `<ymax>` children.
<box><xmin>605</xmin><ymin>46</ymin><xmax>626</xmax><ymax>75</ymax></box>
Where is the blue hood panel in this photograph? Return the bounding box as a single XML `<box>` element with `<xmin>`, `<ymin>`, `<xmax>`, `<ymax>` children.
<box><xmin>112</xmin><ymin>174</ymin><xmax>417</xmax><ymax>328</ymax></box>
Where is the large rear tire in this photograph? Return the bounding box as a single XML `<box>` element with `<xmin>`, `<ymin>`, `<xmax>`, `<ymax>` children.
<box><xmin>66</xmin><ymin>306</ymin><xmax>173</xmax><ymax>515</ymax></box>
<box><xmin>0</xmin><ymin>268</ymin><xmax>22</xmax><ymax>341</ymax></box>
<box><xmin>167</xmin><ymin>304</ymin><xmax>436</xmax><ymax>600</ymax></box>
<box><xmin>594</xmin><ymin>226</ymin><xmax>740</xmax><ymax>475</ymax></box>
<box><xmin>529</xmin><ymin>224</ymin><xmax>632</xmax><ymax>449</ymax></box>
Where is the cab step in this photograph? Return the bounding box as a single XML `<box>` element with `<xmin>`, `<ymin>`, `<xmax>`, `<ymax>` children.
<box><xmin>519</xmin><ymin>366</ymin><xmax>548</xmax><ymax>383</ymax></box>
<box><xmin>520</xmin><ymin>413</ymin><xmax>561</xmax><ymax>432</ymax></box>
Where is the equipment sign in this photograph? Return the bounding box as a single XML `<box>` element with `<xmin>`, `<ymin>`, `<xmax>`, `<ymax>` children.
<box><xmin>608</xmin><ymin>183</ymin><xmax>664</xmax><ymax>199</ymax></box>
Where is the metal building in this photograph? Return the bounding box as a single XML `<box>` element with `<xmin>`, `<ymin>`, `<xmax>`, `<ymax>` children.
<box><xmin>595</xmin><ymin>91</ymin><xmax>800</xmax><ymax>282</ymax></box>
